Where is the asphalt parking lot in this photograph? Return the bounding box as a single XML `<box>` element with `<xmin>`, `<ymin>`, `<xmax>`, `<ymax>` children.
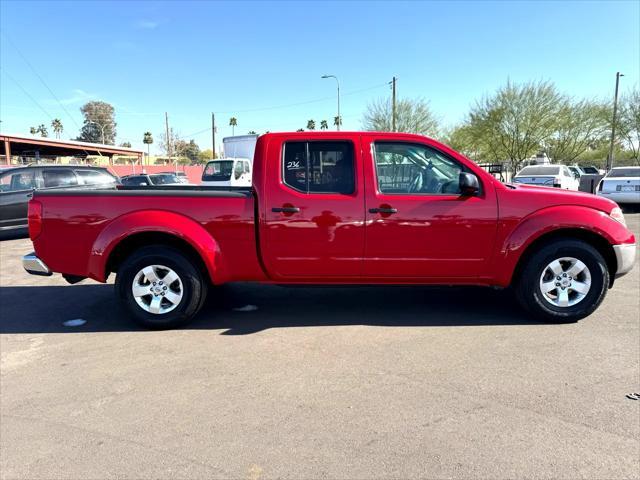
<box><xmin>1</xmin><ymin>215</ymin><xmax>639</xmax><ymax>479</ymax></box>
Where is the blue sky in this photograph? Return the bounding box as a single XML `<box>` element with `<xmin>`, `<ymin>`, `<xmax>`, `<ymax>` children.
<box><xmin>1</xmin><ymin>0</ymin><xmax>638</xmax><ymax>153</ymax></box>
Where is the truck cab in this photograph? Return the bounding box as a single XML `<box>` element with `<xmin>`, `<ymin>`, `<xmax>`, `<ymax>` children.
<box><xmin>201</xmin><ymin>158</ymin><xmax>252</xmax><ymax>187</ymax></box>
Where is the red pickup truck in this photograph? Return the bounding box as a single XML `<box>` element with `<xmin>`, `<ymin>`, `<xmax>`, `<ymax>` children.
<box><xmin>23</xmin><ymin>132</ymin><xmax>636</xmax><ymax>328</ymax></box>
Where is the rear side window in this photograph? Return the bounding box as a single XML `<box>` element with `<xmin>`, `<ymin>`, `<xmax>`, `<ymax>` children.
<box><xmin>42</xmin><ymin>169</ymin><xmax>78</xmax><ymax>188</ymax></box>
<box><xmin>75</xmin><ymin>169</ymin><xmax>116</xmax><ymax>186</ymax></box>
<box><xmin>0</xmin><ymin>170</ymin><xmax>37</xmax><ymax>192</ymax></box>
<box><xmin>607</xmin><ymin>168</ymin><xmax>640</xmax><ymax>178</ymax></box>
<box><xmin>283</xmin><ymin>141</ymin><xmax>354</xmax><ymax>194</ymax></box>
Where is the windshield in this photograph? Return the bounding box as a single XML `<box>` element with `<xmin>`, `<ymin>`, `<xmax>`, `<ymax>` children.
<box><xmin>203</xmin><ymin>160</ymin><xmax>234</xmax><ymax>181</ymax></box>
<box><xmin>516</xmin><ymin>166</ymin><xmax>560</xmax><ymax>176</ymax></box>
<box><xmin>607</xmin><ymin>168</ymin><xmax>640</xmax><ymax>178</ymax></box>
<box><xmin>150</xmin><ymin>174</ymin><xmax>180</xmax><ymax>184</ymax></box>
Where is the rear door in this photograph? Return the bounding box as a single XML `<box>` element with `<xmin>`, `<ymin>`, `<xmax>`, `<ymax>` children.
<box><xmin>362</xmin><ymin>136</ymin><xmax>498</xmax><ymax>279</ymax></box>
<box><xmin>259</xmin><ymin>136</ymin><xmax>365</xmax><ymax>278</ymax></box>
<box><xmin>0</xmin><ymin>169</ymin><xmax>38</xmax><ymax>230</ymax></box>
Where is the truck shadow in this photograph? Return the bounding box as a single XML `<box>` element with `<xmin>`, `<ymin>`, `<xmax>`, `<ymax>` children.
<box><xmin>0</xmin><ymin>282</ymin><xmax>545</xmax><ymax>335</ymax></box>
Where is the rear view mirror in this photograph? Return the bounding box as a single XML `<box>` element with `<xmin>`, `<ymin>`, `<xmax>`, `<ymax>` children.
<box><xmin>459</xmin><ymin>172</ymin><xmax>479</xmax><ymax>195</ymax></box>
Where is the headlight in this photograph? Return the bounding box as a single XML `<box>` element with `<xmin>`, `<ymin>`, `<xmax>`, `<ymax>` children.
<box><xmin>610</xmin><ymin>207</ymin><xmax>626</xmax><ymax>226</ymax></box>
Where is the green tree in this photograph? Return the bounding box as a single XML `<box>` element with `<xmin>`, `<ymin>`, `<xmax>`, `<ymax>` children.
<box><xmin>143</xmin><ymin>131</ymin><xmax>153</xmax><ymax>160</ymax></box>
<box><xmin>51</xmin><ymin>119</ymin><xmax>63</xmax><ymax>139</ymax></box>
<box><xmin>544</xmin><ymin>99</ymin><xmax>609</xmax><ymax>164</ymax></box>
<box><xmin>333</xmin><ymin>116</ymin><xmax>342</xmax><ymax>128</ymax></box>
<box><xmin>248</xmin><ymin>130</ymin><xmax>257</xmax><ymax>134</ymax></box>
<box><xmin>229</xmin><ymin>117</ymin><xmax>238</xmax><ymax>136</ymax></box>
<box><xmin>617</xmin><ymin>88</ymin><xmax>640</xmax><ymax>165</ymax></box>
<box><xmin>320</xmin><ymin>120</ymin><xmax>328</xmax><ymax>130</ymax></box>
<box><xmin>464</xmin><ymin>80</ymin><xmax>562</xmax><ymax>172</ymax></box>
<box><xmin>119</xmin><ymin>141</ymin><xmax>132</xmax><ymax>148</ymax></box>
<box><xmin>296</xmin><ymin>128</ymin><xmax>305</xmax><ymax>132</ymax></box>
<box><xmin>362</xmin><ymin>97</ymin><xmax>439</xmax><ymax>137</ymax></box>
<box><xmin>180</xmin><ymin>140</ymin><xmax>201</xmax><ymax>164</ymax></box>
<box><xmin>77</xmin><ymin>101</ymin><xmax>116</xmax><ymax>144</ymax></box>
<box><xmin>29</xmin><ymin>127</ymin><xmax>37</xmax><ymax>135</ymax></box>
<box><xmin>199</xmin><ymin>149</ymin><xmax>216</xmax><ymax>161</ymax></box>
<box><xmin>307</xmin><ymin>119</ymin><xmax>316</xmax><ymax>130</ymax></box>
<box><xmin>36</xmin><ymin>123</ymin><xmax>49</xmax><ymax>137</ymax></box>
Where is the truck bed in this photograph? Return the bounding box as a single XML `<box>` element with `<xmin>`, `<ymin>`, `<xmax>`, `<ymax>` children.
<box><xmin>31</xmin><ymin>187</ymin><xmax>265</xmax><ymax>283</ymax></box>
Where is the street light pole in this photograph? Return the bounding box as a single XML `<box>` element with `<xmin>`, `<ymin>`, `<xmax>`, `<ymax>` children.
<box><xmin>606</xmin><ymin>72</ymin><xmax>624</xmax><ymax>172</ymax></box>
<box><xmin>321</xmin><ymin>75</ymin><xmax>340</xmax><ymax>131</ymax></box>
<box><xmin>87</xmin><ymin>120</ymin><xmax>106</xmax><ymax>144</ymax></box>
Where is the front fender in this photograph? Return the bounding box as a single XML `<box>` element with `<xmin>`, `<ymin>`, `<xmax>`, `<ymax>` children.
<box><xmin>87</xmin><ymin>210</ymin><xmax>223</xmax><ymax>282</ymax></box>
<box><xmin>494</xmin><ymin>205</ymin><xmax>635</xmax><ymax>286</ymax></box>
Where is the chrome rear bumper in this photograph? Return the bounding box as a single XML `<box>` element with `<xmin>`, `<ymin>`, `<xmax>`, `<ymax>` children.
<box><xmin>23</xmin><ymin>252</ymin><xmax>52</xmax><ymax>276</ymax></box>
<box><xmin>613</xmin><ymin>243</ymin><xmax>637</xmax><ymax>277</ymax></box>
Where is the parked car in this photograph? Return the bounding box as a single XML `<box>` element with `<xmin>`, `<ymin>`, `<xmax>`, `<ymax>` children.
<box><xmin>512</xmin><ymin>165</ymin><xmax>580</xmax><ymax>190</ymax></box>
<box><xmin>120</xmin><ymin>173</ymin><xmax>185</xmax><ymax>187</ymax></box>
<box><xmin>596</xmin><ymin>167</ymin><xmax>640</xmax><ymax>204</ymax></box>
<box><xmin>568</xmin><ymin>166</ymin><xmax>583</xmax><ymax>178</ymax></box>
<box><xmin>161</xmin><ymin>171</ymin><xmax>190</xmax><ymax>184</ymax></box>
<box><xmin>202</xmin><ymin>158</ymin><xmax>252</xmax><ymax>187</ymax></box>
<box><xmin>0</xmin><ymin>165</ymin><xmax>117</xmax><ymax>232</ymax></box>
<box><xmin>580</xmin><ymin>166</ymin><xmax>605</xmax><ymax>175</ymax></box>
<box><xmin>23</xmin><ymin>132</ymin><xmax>636</xmax><ymax>329</ymax></box>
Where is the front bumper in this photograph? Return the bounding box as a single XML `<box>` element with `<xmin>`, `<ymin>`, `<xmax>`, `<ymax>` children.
<box><xmin>23</xmin><ymin>252</ymin><xmax>52</xmax><ymax>276</ymax></box>
<box><xmin>613</xmin><ymin>243</ymin><xmax>637</xmax><ymax>277</ymax></box>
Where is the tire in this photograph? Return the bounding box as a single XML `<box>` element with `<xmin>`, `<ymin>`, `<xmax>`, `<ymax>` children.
<box><xmin>515</xmin><ymin>239</ymin><xmax>609</xmax><ymax>323</ymax></box>
<box><xmin>115</xmin><ymin>245</ymin><xmax>207</xmax><ymax>329</ymax></box>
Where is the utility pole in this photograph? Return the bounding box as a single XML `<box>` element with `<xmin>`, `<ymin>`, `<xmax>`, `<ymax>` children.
<box><xmin>211</xmin><ymin>113</ymin><xmax>216</xmax><ymax>159</ymax></box>
<box><xmin>165</xmin><ymin>112</ymin><xmax>172</xmax><ymax>163</ymax></box>
<box><xmin>391</xmin><ymin>76</ymin><xmax>397</xmax><ymax>132</ymax></box>
<box><xmin>606</xmin><ymin>72</ymin><xmax>624</xmax><ymax>172</ymax></box>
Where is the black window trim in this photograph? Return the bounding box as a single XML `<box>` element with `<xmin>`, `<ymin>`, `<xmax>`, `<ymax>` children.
<box><xmin>281</xmin><ymin>139</ymin><xmax>356</xmax><ymax>195</ymax></box>
<box><xmin>371</xmin><ymin>140</ymin><xmax>480</xmax><ymax>197</ymax></box>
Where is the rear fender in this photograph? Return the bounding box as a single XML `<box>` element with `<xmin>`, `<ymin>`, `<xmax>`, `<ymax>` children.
<box><xmin>495</xmin><ymin>205</ymin><xmax>634</xmax><ymax>286</ymax></box>
<box><xmin>87</xmin><ymin>210</ymin><xmax>223</xmax><ymax>283</ymax></box>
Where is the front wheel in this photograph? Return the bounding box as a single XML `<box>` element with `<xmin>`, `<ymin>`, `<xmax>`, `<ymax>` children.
<box><xmin>515</xmin><ymin>239</ymin><xmax>609</xmax><ymax>323</ymax></box>
<box><xmin>116</xmin><ymin>246</ymin><xmax>207</xmax><ymax>329</ymax></box>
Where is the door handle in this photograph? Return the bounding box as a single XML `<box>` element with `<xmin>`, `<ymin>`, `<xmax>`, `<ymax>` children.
<box><xmin>369</xmin><ymin>207</ymin><xmax>397</xmax><ymax>214</ymax></box>
<box><xmin>272</xmin><ymin>206</ymin><xmax>300</xmax><ymax>213</ymax></box>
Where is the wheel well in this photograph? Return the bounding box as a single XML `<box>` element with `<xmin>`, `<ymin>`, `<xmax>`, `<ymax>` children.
<box><xmin>106</xmin><ymin>232</ymin><xmax>210</xmax><ymax>281</ymax></box>
<box><xmin>511</xmin><ymin>228</ymin><xmax>617</xmax><ymax>287</ymax></box>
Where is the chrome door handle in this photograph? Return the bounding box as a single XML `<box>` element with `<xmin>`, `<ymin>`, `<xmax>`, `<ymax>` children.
<box><xmin>369</xmin><ymin>207</ymin><xmax>397</xmax><ymax>214</ymax></box>
<box><xmin>272</xmin><ymin>206</ymin><xmax>300</xmax><ymax>213</ymax></box>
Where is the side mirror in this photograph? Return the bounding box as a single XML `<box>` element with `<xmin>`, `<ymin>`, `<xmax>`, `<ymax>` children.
<box><xmin>459</xmin><ymin>172</ymin><xmax>479</xmax><ymax>195</ymax></box>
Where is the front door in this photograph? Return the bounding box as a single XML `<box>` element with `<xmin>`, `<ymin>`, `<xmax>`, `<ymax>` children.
<box><xmin>260</xmin><ymin>138</ymin><xmax>365</xmax><ymax>279</ymax></box>
<box><xmin>362</xmin><ymin>137</ymin><xmax>498</xmax><ymax>279</ymax></box>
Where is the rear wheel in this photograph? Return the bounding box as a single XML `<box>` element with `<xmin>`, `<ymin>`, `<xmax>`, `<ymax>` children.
<box><xmin>515</xmin><ymin>239</ymin><xmax>609</xmax><ymax>322</ymax></box>
<box><xmin>116</xmin><ymin>246</ymin><xmax>207</xmax><ymax>329</ymax></box>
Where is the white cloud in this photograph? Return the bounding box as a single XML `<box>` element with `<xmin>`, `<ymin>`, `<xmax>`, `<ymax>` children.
<box><xmin>46</xmin><ymin>89</ymin><xmax>97</xmax><ymax>106</ymax></box>
<box><xmin>135</xmin><ymin>20</ymin><xmax>159</xmax><ymax>29</ymax></box>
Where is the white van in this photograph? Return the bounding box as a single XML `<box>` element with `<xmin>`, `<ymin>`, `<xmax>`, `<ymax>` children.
<box><xmin>201</xmin><ymin>158</ymin><xmax>252</xmax><ymax>187</ymax></box>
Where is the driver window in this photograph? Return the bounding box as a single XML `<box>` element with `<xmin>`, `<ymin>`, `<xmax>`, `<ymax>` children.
<box><xmin>373</xmin><ymin>142</ymin><xmax>463</xmax><ymax>195</ymax></box>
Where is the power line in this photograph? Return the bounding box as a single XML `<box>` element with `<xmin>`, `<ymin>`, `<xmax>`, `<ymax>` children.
<box><xmin>0</xmin><ymin>68</ymin><xmax>54</xmax><ymax>121</ymax></box>
<box><xmin>2</xmin><ymin>32</ymin><xmax>82</xmax><ymax>129</ymax></box>
<box><xmin>212</xmin><ymin>82</ymin><xmax>389</xmax><ymax>115</ymax></box>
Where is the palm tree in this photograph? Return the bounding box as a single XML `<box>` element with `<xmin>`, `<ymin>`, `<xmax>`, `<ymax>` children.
<box><xmin>333</xmin><ymin>116</ymin><xmax>342</xmax><ymax>129</ymax></box>
<box><xmin>248</xmin><ymin>130</ymin><xmax>257</xmax><ymax>134</ymax></box>
<box><xmin>229</xmin><ymin>117</ymin><xmax>238</xmax><ymax>136</ymax></box>
<box><xmin>307</xmin><ymin>119</ymin><xmax>316</xmax><ymax>131</ymax></box>
<box><xmin>320</xmin><ymin>120</ymin><xmax>328</xmax><ymax>130</ymax></box>
<box><xmin>37</xmin><ymin>124</ymin><xmax>48</xmax><ymax>137</ymax></box>
<box><xmin>51</xmin><ymin>119</ymin><xmax>63</xmax><ymax>139</ymax></box>
<box><xmin>296</xmin><ymin>128</ymin><xmax>304</xmax><ymax>132</ymax></box>
<box><xmin>143</xmin><ymin>132</ymin><xmax>153</xmax><ymax>163</ymax></box>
